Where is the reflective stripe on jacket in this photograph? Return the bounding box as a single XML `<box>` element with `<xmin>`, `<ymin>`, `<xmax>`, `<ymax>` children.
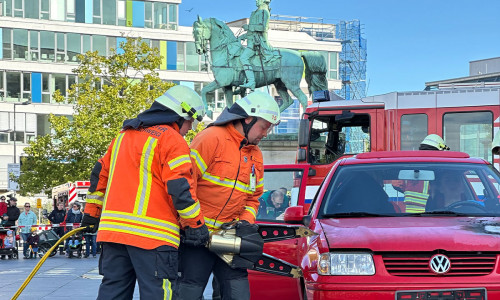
<box><xmin>190</xmin><ymin>123</ymin><xmax>264</xmax><ymax>231</ymax></box>
<box><xmin>84</xmin><ymin>124</ymin><xmax>204</xmax><ymax>250</ymax></box>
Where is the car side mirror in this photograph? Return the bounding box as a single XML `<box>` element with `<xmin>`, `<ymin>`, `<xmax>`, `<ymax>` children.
<box><xmin>298</xmin><ymin>119</ymin><xmax>310</xmax><ymax>147</ymax></box>
<box><xmin>284</xmin><ymin>206</ymin><xmax>305</xmax><ymax>224</ymax></box>
<box><xmin>297</xmin><ymin>148</ymin><xmax>306</xmax><ymax>162</ymax></box>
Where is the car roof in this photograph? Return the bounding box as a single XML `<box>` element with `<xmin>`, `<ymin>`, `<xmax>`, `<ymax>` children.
<box><xmin>341</xmin><ymin>151</ymin><xmax>488</xmax><ymax>166</ymax></box>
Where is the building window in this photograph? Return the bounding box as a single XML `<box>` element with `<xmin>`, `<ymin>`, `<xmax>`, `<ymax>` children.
<box><xmin>67</xmin><ymin>33</ymin><xmax>80</xmax><ymax>63</ymax></box>
<box><xmin>168</xmin><ymin>4</ymin><xmax>177</xmax><ymax>28</ymax></box>
<box><xmin>13</xmin><ymin>28</ymin><xmax>28</xmax><ymax>60</ymax></box>
<box><xmin>117</xmin><ymin>0</ymin><xmax>126</xmax><ymax>26</ymax></box>
<box><xmin>40</xmin><ymin>30</ymin><xmax>55</xmax><ymax>61</ymax></box>
<box><xmin>2</xmin><ymin>28</ymin><xmax>13</xmax><ymax>60</ymax></box>
<box><xmin>82</xmin><ymin>34</ymin><xmax>91</xmax><ymax>53</ymax></box>
<box><xmin>29</xmin><ymin>30</ymin><xmax>39</xmax><ymax>61</ymax></box>
<box><xmin>25</xmin><ymin>0</ymin><xmax>40</xmax><ymax>19</ymax></box>
<box><xmin>56</xmin><ymin>32</ymin><xmax>65</xmax><ymax>62</ymax></box>
<box><xmin>92</xmin><ymin>0</ymin><xmax>101</xmax><ymax>24</ymax></box>
<box><xmin>14</xmin><ymin>0</ymin><xmax>23</xmax><ymax>17</ymax></box>
<box><xmin>444</xmin><ymin>111</ymin><xmax>493</xmax><ymax>162</ymax></box>
<box><xmin>42</xmin><ymin>73</ymin><xmax>50</xmax><ymax>103</ymax></box>
<box><xmin>186</xmin><ymin>42</ymin><xmax>199</xmax><ymax>72</ymax></box>
<box><xmin>50</xmin><ymin>0</ymin><xmax>65</xmax><ymax>21</ymax></box>
<box><xmin>40</xmin><ymin>0</ymin><xmax>49</xmax><ymax>19</ymax></box>
<box><xmin>6</xmin><ymin>72</ymin><xmax>21</xmax><ymax>101</ymax></box>
<box><xmin>22</xmin><ymin>72</ymin><xmax>30</xmax><ymax>100</ymax></box>
<box><xmin>329</xmin><ymin>52</ymin><xmax>338</xmax><ymax>79</ymax></box>
<box><xmin>176</xmin><ymin>41</ymin><xmax>185</xmax><ymax>71</ymax></box>
<box><xmin>102</xmin><ymin>0</ymin><xmax>116</xmax><ymax>25</ymax></box>
<box><xmin>144</xmin><ymin>1</ymin><xmax>152</xmax><ymax>28</ymax></box>
<box><xmin>153</xmin><ymin>1</ymin><xmax>167</xmax><ymax>29</ymax></box>
<box><xmin>92</xmin><ymin>35</ymin><xmax>106</xmax><ymax>55</ymax></box>
<box><xmin>2</xmin><ymin>0</ymin><xmax>13</xmax><ymax>16</ymax></box>
<box><xmin>400</xmin><ymin>114</ymin><xmax>428</xmax><ymax>150</ymax></box>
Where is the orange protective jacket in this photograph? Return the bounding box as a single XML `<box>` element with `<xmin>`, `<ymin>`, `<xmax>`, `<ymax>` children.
<box><xmin>84</xmin><ymin>124</ymin><xmax>204</xmax><ymax>250</ymax></box>
<box><xmin>190</xmin><ymin>123</ymin><xmax>264</xmax><ymax>231</ymax></box>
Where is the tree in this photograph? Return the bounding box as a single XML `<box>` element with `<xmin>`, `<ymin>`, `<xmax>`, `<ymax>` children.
<box><xmin>18</xmin><ymin>37</ymin><xmax>174</xmax><ymax>196</ymax></box>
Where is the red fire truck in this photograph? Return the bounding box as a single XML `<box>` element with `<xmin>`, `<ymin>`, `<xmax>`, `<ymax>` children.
<box><xmin>51</xmin><ymin>181</ymin><xmax>90</xmax><ymax>209</ymax></box>
<box><xmin>296</xmin><ymin>87</ymin><xmax>500</xmax><ymax>209</ymax></box>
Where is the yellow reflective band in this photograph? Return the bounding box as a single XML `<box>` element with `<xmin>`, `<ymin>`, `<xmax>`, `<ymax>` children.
<box><xmin>201</xmin><ymin>172</ymin><xmax>254</xmax><ymax>194</ymax></box>
<box><xmin>245</xmin><ymin>206</ymin><xmax>257</xmax><ymax>218</ymax></box>
<box><xmin>86</xmin><ymin>198</ymin><xmax>103</xmax><ymax>205</ymax></box>
<box><xmin>87</xmin><ymin>191</ymin><xmax>104</xmax><ymax>196</ymax></box>
<box><xmin>177</xmin><ymin>202</ymin><xmax>201</xmax><ymax>219</ymax></box>
<box><xmin>104</xmin><ymin>133</ymin><xmax>126</xmax><ymax>210</ymax></box>
<box><xmin>163</xmin><ymin>279</ymin><xmax>172</xmax><ymax>300</ymax></box>
<box><xmin>168</xmin><ymin>155</ymin><xmax>191</xmax><ymax>170</ymax></box>
<box><xmin>100</xmin><ymin>220</ymin><xmax>180</xmax><ymax>246</ymax></box>
<box><xmin>190</xmin><ymin>149</ymin><xmax>207</xmax><ymax>173</ymax></box>
<box><xmin>204</xmin><ymin>217</ymin><xmax>224</xmax><ymax>231</ymax></box>
<box><xmin>257</xmin><ymin>177</ymin><xmax>264</xmax><ymax>188</ymax></box>
<box><xmin>134</xmin><ymin>137</ymin><xmax>157</xmax><ymax>216</ymax></box>
<box><xmin>102</xmin><ymin>210</ymin><xmax>180</xmax><ymax>232</ymax></box>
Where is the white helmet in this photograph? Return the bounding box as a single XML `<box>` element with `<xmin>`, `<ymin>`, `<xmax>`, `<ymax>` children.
<box><xmin>214</xmin><ymin>91</ymin><xmax>280</xmax><ymax>126</ymax></box>
<box><xmin>420</xmin><ymin>134</ymin><xmax>449</xmax><ymax>151</ymax></box>
<box><xmin>155</xmin><ymin>85</ymin><xmax>205</xmax><ymax>122</ymax></box>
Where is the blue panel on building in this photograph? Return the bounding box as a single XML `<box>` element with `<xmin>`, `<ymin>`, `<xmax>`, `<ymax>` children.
<box><xmin>31</xmin><ymin>73</ymin><xmax>42</xmax><ymax>103</ymax></box>
<box><xmin>116</xmin><ymin>37</ymin><xmax>126</xmax><ymax>54</ymax></box>
<box><xmin>85</xmin><ymin>0</ymin><xmax>93</xmax><ymax>23</ymax></box>
<box><xmin>180</xmin><ymin>81</ymin><xmax>194</xmax><ymax>89</ymax></box>
<box><xmin>132</xmin><ymin>1</ymin><xmax>145</xmax><ymax>28</ymax></box>
<box><xmin>167</xmin><ymin>41</ymin><xmax>177</xmax><ymax>70</ymax></box>
<box><xmin>75</xmin><ymin>0</ymin><xmax>85</xmax><ymax>23</ymax></box>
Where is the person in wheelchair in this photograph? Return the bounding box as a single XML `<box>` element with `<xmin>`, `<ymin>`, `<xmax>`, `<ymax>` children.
<box><xmin>67</xmin><ymin>232</ymin><xmax>83</xmax><ymax>258</ymax></box>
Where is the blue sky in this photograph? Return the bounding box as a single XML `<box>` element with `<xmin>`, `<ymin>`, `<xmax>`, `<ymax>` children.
<box><xmin>179</xmin><ymin>0</ymin><xmax>500</xmax><ymax>96</ymax></box>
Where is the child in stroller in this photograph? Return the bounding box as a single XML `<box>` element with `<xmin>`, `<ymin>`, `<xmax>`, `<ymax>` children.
<box><xmin>67</xmin><ymin>232</ymin><xmax>83</xmax><ymax>258</ymax></box>
<box><xmin>0</xmin><ymin>228</ymin><xmax>19</xmax><ymax>259</ymax></box>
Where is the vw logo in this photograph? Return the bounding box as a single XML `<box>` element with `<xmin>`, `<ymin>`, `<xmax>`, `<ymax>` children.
<box><xmin>429</xmin><ymin>254</ymin><xmax>451</xmax><ymax>274</ymax></box>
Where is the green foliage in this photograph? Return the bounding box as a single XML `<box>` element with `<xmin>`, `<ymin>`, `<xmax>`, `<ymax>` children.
<box><xmin>18</xmin><ymin>37</ymin><xmax>174</xmax><ymax>196</ymax></box>
<box><xmin>185</xmin><ymin>122</ymin><xmax>207</xmax><ymax>145</ymax></box>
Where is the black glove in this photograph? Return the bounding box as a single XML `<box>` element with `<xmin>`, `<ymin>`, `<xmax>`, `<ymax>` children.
<box><xmin>182</xmin><ymin>224</ymin><xmax>209</xmax><ymax>247</ymax></box>
<box><xmin>81</xmin><ymin>214</ymin><xmax>99</xmax><ymax>233</ymax></box>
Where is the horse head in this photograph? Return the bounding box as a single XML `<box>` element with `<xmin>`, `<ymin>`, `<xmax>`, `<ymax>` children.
<box><xmin>193</xmin><ymin>16</ymin><xmax>211</xmax><ymax>54</ymax></box>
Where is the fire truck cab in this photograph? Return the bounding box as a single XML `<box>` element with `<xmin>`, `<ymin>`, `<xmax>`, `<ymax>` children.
<box><xmin>51</xmin><ymin>181</ymin><xmax>90</xmax><ymax>209</ymax></box>
<box><xmin>298</xmin><ymin>88</ymin><xmax>500</xmax><ymax>202</ymax></box>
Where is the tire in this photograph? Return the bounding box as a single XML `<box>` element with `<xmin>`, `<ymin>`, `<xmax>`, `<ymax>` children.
<box><xmin>39</xmin><ymin>244</ymin><xmax>57</xmax><ymax>258</ymax></box>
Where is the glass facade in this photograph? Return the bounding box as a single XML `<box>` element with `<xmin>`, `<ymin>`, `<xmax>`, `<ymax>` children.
<box><xmin>0</xmin><ymin>0</ymin><xmax>179</xmax><ymax>29</ymax></box>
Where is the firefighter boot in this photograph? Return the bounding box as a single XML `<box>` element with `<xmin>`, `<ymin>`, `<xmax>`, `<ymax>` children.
<box><xmin>240</xmin><ymin>65</ymin><xmax>256</xmax><ymax>91</ymax></box>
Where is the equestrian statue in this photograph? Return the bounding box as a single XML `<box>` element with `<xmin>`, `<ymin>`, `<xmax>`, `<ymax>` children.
<box><xmin>193</xmin><ymin>0</ymin><xmax>328</xmax><ymax>118</ymax></box>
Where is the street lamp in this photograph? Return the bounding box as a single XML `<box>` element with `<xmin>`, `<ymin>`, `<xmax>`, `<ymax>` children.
<box><xmin>13</xmin><ymin>101</ymin><xmax>30</xmax><ymax>164</ymax></box>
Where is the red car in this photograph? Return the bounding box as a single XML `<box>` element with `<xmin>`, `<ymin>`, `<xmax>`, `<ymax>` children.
<box><xmin>253</xmin><ymin>151</ymin><xmax>500</xmax><ymax>299</ymax></box>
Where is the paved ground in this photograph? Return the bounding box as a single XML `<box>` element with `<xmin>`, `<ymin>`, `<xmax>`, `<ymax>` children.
<box><xmin>0</xmin><ymin>248</ymin><xmax>214</xmax><ymax>300</ymax></box>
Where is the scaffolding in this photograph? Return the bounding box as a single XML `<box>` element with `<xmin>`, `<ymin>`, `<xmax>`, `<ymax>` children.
<box><xmin>335</xmin><ymin>20</ymin><xmax>367</xmax><ymax>100</ymax></box>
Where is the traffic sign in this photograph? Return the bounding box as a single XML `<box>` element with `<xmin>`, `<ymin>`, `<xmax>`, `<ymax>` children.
<box><xmin>37</xmin><ymin>198</ymin><xmax>42</xmax><ymax>208</ymax></box>
<box><xmin>7</xmin><ymin>163</ymin><xmax>20</xmax><ymax>191</ymax></box>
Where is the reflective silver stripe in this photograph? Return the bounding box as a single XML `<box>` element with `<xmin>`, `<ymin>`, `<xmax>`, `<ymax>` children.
<box><xmin>245</xmin><ymin>206</ymin><xmax>257</xmax><ymax>218</ymax></box>
<box><xmin>99</xmin><ymin>221</ymin><xmax>180</xmax><ymax>245</ymax></box>
<box><xmin>204</xmin><ymin>217</ymin><xmax>224</xmax><ymax>230</ymax></box>
<box><xmin>168</xmin><ymin>155</ymin><xmax>191</xmax><ymax>170</ymax></box>
<box><xmin>242</xmin><ymin>96</ymin><xmax>251</xmax><ymax>105</ymax></box>
<box><xmin>87</xmin><ymin>194</ymin><xmax>104</xmax><ymax>201</ymax></box>
<box><xmin>164</xmin><ymin>91</ymin><xmax>181</xmax><ymax>105</ymax></box>
<box><xmin>190</xmin><ymin>149</ymin><xmax>207</xmax><ymax>173</ymax></box>
<box><xmin>178</xmin><ymin>202</ymin><xmax>200</xmax><ymax>219</ymax></box>
<box><xmin>259</xmin><ymin>108</ymin><xmax>278</xmax><ymax>115</ymax></box>
<box><xmin>135</xmin><ymin>137</ymin><xmax>157</xmax><ymax>216</ymax></box>
<box><xmin>101</xmin><ymin>211</ymin><xmax>179</xmax><ymax>233</ymax></box>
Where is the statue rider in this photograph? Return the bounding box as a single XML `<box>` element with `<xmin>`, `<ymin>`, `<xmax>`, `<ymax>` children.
<box><xmin>238</xmin><ymin>0</ymin><xmax>272</xmax><ymax>91</ymax></box>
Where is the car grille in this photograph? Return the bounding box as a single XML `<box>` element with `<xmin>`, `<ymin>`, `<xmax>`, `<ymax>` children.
<box><xmin>381</xmin><ymin>252</ymin><xmax>497</xmax><ymax>276</ymax></box>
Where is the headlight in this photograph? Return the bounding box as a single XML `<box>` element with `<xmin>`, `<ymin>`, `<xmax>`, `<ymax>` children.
<box><xmin>318</xmin><ymin>252</ymin><xmax>375</xmax><ymax>275</ymax></box>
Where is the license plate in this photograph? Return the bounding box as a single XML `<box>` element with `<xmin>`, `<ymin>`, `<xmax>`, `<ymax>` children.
<box><xmin>396</xmin><ymin>288</ymin><xmax>486</xmax><ymax>300</ymax></box>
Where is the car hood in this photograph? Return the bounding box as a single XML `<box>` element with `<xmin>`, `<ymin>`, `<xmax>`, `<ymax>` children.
<box><xmin>319</xmin><ymin>217</ymin><xmax>500</xmax><ymax>252</ymax></box>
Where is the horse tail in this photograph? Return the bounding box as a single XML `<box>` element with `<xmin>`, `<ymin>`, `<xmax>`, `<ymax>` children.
<box><xmin>301</xmin><ymin>52</ymin><xmax>329</xmax><ymax>93</ymax></box>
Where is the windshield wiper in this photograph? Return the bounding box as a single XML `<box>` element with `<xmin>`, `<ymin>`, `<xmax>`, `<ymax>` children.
<box><xmin>322</xmin><ymin>212</ymin><xmax>394</xmax><ymax>218</ymax></box>
<box><xmin>407</xmin><ymin>210</ymin><xmax>469</xmax><ymax>216</ymax></box>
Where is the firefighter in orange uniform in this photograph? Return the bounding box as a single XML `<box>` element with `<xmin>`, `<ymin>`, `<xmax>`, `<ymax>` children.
<box><xmin>177</xmin><ymin>91</ymin><xmax>281</xmax><ymax>300</ymax></box>
<box><xmin>81</xmin><ymin>85</ymin><xmax>209</xmax><ymax>300</ymax></box>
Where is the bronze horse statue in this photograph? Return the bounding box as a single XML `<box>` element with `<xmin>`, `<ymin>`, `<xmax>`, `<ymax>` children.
<box><xmin>193</xmin><ymin>16</ymin><xmax>328</xmax><ymax>117</ymax></box>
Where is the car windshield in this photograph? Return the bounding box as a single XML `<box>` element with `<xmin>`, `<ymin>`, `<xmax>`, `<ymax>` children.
<box><xmin>318</xmin><ymin>162</ymin><xmax>500</xmax><ymax>218</ymax></box>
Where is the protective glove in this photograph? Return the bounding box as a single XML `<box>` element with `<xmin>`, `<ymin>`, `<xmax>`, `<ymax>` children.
<box><xmin>81</xmin><ymin>214</ymin><xmax>99</xmax><ymax>233</ymax></box>
<box><xmin>182</xmin><ymin>224</ymin><xmax>209</xmax><ymax>247</ymax></box>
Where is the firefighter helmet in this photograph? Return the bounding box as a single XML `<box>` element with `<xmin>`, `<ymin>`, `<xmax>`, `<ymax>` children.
<box><xmin>155</xmin><ymin>85</ymin><xmax>205</xmax><ymax>122</ymax></box>
<box><xmin>419</xmin><ymin>134</ymin><xmax>450</xmax><ymax>151</ymax></box>
<box><xmin>213</xmin><ymin>91</ymin><xmax>280</xmax><ymax>126</ymax></box>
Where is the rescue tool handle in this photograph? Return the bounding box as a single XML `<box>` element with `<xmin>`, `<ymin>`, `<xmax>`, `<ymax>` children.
<box><xmin>11</xmin><ymin>226</ymin><xmax>90</xmax><ymax>300</ymax></box>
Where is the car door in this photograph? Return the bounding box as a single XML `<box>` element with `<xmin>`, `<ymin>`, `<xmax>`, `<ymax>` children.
<box><xmin>248</xmin><ymin>164</ymin><xmax>310</xmax><ymax>300</ymax></box>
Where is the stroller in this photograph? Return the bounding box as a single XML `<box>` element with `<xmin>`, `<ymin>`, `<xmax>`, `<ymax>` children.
<box><xmin>67</xmin><ymin>232</ymin><xmax>83</xmax><ymax>258</ymax></box>
<box><xmin>37</xmin><ymin>228</ymin><xmax>61</xmax><ymax>258</ymax></box>
<box><xmin>0</xmin><ymin>227</ymin><xmax>20</xmax><ymax>259</ymax></box>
